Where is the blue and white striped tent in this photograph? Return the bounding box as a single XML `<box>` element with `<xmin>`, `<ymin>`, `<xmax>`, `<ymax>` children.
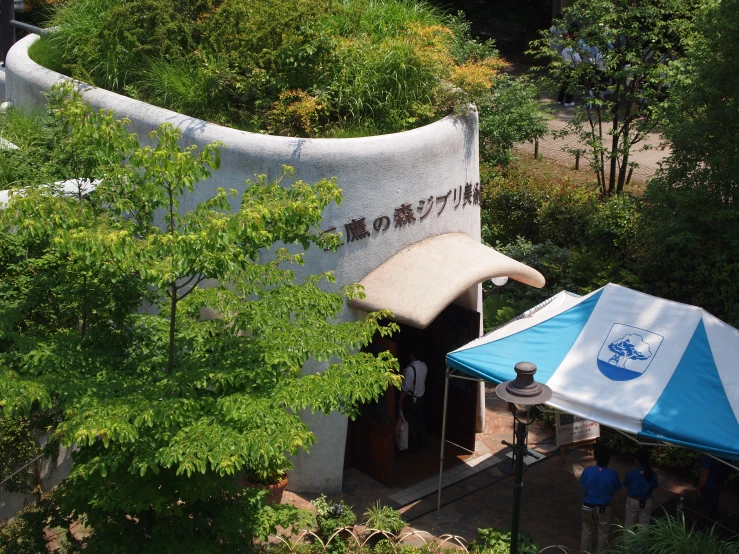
<box><xmin>446</xmin><ymin>283</ymin><xmax>739</xmax><ymax>460</ymax></box>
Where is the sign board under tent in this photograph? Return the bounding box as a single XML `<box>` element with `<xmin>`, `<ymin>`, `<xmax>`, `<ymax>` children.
<box><xmin>555</xmin><ymin>409</ymin><xmax>600</xmax><ymax>461</ymax></box>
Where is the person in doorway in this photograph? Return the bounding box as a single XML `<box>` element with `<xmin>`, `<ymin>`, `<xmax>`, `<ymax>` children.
<box><xmin>697</xmin><ymin>453</ymin><xmax>730</xmax><ymax>526</ymax></box>
<box><xmin>579</xmin><ymin>444</ymin><xmax>622</xmax><ymax>554</ymax></box>
<box><xmin>623</xmin><ymin>449</ymin><xmax>658</xmax><ymax>527</ymax></box>
<box><xmin>397</xmin><ymin>349</ymin><xmax>428</xmax><ymax>453</ymax></box>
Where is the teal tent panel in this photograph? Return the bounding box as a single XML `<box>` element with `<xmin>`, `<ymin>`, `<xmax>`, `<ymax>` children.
<box><xmin>446</xmin><ymin>290</ymin><xmax>602</xmax><ymax>384</ymax></box>
<box><xmin>642</xmin><ymin>320</ymin><xmax>739</xmax><ymax>460</ymax></box>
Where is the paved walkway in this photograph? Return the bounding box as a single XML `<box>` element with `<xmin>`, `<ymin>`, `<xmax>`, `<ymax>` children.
<box><xmin>283</xmin><ymin>385</ymin><xmax>738</xmax><ymax>552</ymax></box>
<box><xmin>514</xmin><ymin>95</ymin><xmax>670</xmax><ymax>184</ymax></box>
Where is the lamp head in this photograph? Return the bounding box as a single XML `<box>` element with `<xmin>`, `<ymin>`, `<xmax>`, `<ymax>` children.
<box><xmin>496</xmin><ymin>361</ymin><xmax>552</xmax><ymax>408</ymax></box>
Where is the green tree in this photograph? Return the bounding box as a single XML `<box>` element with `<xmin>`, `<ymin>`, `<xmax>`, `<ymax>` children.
<box><xmin>477</xmin><ymin>75</ymin><xmax>549</xmax><ymax>168</ymax></box>
<box><xmin>657</xmin><ymin>0</ymin><xmax>739</xmax><ymax>200</ymax></box>
<box><xmin>638</xmin><ymin>0</ymin><xmax>739</xmax><ymax>326</ymax></box>
<box><xmin>0</xmin><ymin>86</ymin><xmax>400</xmax><ymax>552</ymax></box>
<box><xmin>532</xmin><ymin>0</ymin><xmax>699</xmax><ymax>194</ymax></box>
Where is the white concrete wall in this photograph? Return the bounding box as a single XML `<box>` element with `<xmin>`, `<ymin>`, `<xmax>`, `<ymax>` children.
<box><xmin>5</xmin><ymin>34</ymin><xmax>482</xmax><ymax>493</ymax></box>
<box><xmin>0</xmin><ymin>64</ymin><xmax>6</xmax><ymax>102</ymax></box>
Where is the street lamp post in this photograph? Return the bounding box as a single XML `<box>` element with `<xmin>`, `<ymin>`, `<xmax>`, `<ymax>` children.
<box><xmin>496</xmin><ymin>362</ymin><xmax>552</xmax><ymax>554</ymax></box>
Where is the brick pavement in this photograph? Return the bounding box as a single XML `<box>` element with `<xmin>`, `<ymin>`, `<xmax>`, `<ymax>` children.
<box><xmin>515</xmin><ymin>96</ymin><xmax>671</xmax><ymax>184</ymax></box>
<box><xmin>281</xmin><ymin>384</ymin><xmax>737</xmax><ymax>552</ymax></box>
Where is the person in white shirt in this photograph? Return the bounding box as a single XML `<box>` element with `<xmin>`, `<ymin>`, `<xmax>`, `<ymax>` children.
<box><xmin>557</xmin><ymin>42</ymin><xmax>582</xmax><ymax>106</ymax></box>
<box><xmin>397</xmin><ymin>349</ymin><xmax>428</xmax><ymax>453</ymax></box>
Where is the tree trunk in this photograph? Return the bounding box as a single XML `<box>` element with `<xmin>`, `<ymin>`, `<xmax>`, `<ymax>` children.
<box><xmin>617</xmin><ymin>148</ymin><xmax>630</xmax><ymax>194</ymax></box>
<box><xmin>168</xmin><ymin>285</ymin><xmax>177</xmax><ymax>373</ymax></box>
<box><xmin>167</xmin><ymin>183</ymin><xmax>177</xmax><ymax>373</ymax></box>
<box><xmin>609</xmin><ymin>109</ymin><xmax>620</xmax><ymax>194</ymax></box>
<box><xmin>598</xmin><ymin>106</ymin><xmax>607</xmax><ymax>194</ymax></box>
<box><xmin>80</xmin><ymin>274</ymin><xmax>88</xmax><ymax>339</ymax></box>
<box><xmin>616</xmin><ymin>110</ymin><xmax>633</xmax><ymax>193</ymax></box>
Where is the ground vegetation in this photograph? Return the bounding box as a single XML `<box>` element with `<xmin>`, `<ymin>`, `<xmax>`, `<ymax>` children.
<box><xmin>28</xmin><ymin>0</ymin><xmax>538</xmax><ymax>147</ymax></box>
<box><xmin>605</xmin><ymin>513</ymin><xmax>739</xmax><ymax>554</ymax></box>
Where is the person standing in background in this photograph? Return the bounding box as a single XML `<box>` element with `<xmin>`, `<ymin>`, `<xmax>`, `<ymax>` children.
<box><xmin>624</xmin><ymin>449</ymin><xmax>658</xmax><ymax>527</ymax></box>
<box><xmin>557</xmin><ymin>33</ymin><xmax>582</xmax><ymax>107</ymax></box>
<box><xmin>579</xmin><ymin>445</ymin><xmax>622</xmax><ymax>554</ymax></box>
<box><xmin>697</xmin><ymin>453</ymin><xmax>730</xmax><ymax>526</ymax></box>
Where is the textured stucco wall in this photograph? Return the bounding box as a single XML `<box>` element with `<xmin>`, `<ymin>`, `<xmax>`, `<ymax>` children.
<box><xmin>5</xmin><ymin>34</ymin><xmax>482</xmax><ymax>493</ymax></box>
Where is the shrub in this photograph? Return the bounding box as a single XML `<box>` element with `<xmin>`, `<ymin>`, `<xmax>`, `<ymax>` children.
<box><xmin>537</xmin><ymin>183</ymin><xmax>597</xmax><ymax>249</ymax></box>
<box><xmin>482</xmin><ymin>293</ymin><xmax>538</xmax><ymax>333</ymax></box>
<box><xmin>32</xmin><ymin>0</ymin><xmax>513</xmax><ymax>137</ymax></box>
<box><xmin>637</xmin><ymin>182</ymin><xmax>739</xmax><ymax>328</ymax></box>
<box><xmin>0</xmin><ymin>108</ymin><xmax>49</xmax><ymax>187</ymax></box>
<box><xmin>362</xmin><ymin>502</ymin><xmax>405</xmax><ymax>535</ymax></box>
<box><xmin>138</xmin><ymin>57</ymin><xmax>232</xmax><ymax>125</ymax></box>
<box><xmin>469</xmin><ymin>527</ymin><xmax>537</xmax><ymax>554</ymax></box>
<box><xmin>606</xmin><ymin>513</ymin><xmax>739</xmax><ymax>554</ymax></box>
<box><xmin>480</xmin><ymin>167</ymin><xmax>554</xmax><ymax>245</ymax></box>
<box><xmin>597</xmin><ymin>427</ymin><xmax>701</xmax><ymax>474</ymax></box>
<box><xmin>480</xmin><ymin>164</ymin><xmax>643</xmax><ymax>307</ymax></box>
<box><xmin>312</xmin><ymin>495</ymin><xmax>357</xmax><ymax>539</ymax></box>
<box><xmin>265</xmin><ymin>90</ymin><xmax>329</xmax><ymax>137</ymax></box>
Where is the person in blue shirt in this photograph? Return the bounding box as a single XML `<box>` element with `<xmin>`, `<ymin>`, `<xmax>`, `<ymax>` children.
<box><xmin>696</xmin><ymin>453</ymin><xmax>730</xmax><ymax>526</ymax></box>
<box><xmin>623</xmin><ymin>449</ymin><xmax>658</xmax><ymax>527</ymax></box>
<box><xmin>579</xmin><ymin>445</ymin><xmax>622</xmax><ymax>554</ymax></box>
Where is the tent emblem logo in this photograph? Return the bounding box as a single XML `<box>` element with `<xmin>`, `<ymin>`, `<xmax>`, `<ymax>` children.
<box><xmin>597</xmin><ymin>324</ymin><xmax>663</xmax><ymax>381</ymax></box>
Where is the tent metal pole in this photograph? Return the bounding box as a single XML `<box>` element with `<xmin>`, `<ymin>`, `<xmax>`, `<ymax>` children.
<box><xmin>448</xmin><ymin>374</ymin><xmax>483</xmax><ymax>382</ymax></box>
<box><xmin>436</xmin><ymin>365</ymin><xmax>452</xmax><ymax>519</ymax></box>
<box><xmin>614</xmin><ymin>429</ymin><xmax>684</xmax><ymax>448</ymax></box>
<box><xmin>705</xmin><ymin>453</ymin><xmax>739</xmax><ymax>472</ymax></box>
<box><xmin>613</xmin><ymin>430</ymin><xmax>739</xmax><ymax>471</ymax></box>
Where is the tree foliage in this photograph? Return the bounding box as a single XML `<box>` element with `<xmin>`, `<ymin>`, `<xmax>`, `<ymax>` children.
<box><xmin>531</xmin><ymin>0</ymin><xmax>700</xmax><ymax>194</ymax></box>
<box><xmin>479</xmin><ymin>165</ymin><xmax>642</xmax><ymax>329</ymax></box>
<box><xmin>637</xmin><ymin>0</ymin><xmax>739</xmax><ymax>327</ymax></box>
<box><xmin>0</xmin><ymin>416</ymin><xmax>41</xmax><ymax>494</ymax></box>
<box><xmin>657</xmin><ymin>0</ymin><xmax>739</xmax><ymax>200</ymax></box>
<box><xmin>0</xmin><ymin>502</ymin><xmax>50</xmax><ymax>554</ymax></box>
<box><xmin>0</xmin><ymin>85</ymin><xmax>400</xmax><ymax>552</ymax></box>
<box><xmin>477</xmin><ymin>75</ymin><xmax>548</xmax><ymax>168</ymax></box>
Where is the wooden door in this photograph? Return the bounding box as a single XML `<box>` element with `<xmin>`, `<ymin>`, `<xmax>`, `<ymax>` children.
<box><xmin>348</xmin><ymin>336</ymin><xmax>397</xmax><ymax>487</ymax></box>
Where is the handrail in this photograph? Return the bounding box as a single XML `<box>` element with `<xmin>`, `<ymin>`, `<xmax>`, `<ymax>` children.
<box><xmin>10</xmin><ymin>19</ymin><xmax>49</xmax><ymax>35</ymax></box>
<box><xmin>0</xmin><ymin>453</ymin><xmax>44</xmax><ymax>487</ymax></box>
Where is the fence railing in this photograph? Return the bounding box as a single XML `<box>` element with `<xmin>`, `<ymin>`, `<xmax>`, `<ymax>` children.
<box><xmin>268</xmin><ymin>528</ymin><xmax>472</xmax><ymax>553</ymax></box>
<box><xmin>2</xmin><ymin>0</ymin><xmax>48</xmax><ymax>63</ymax></box>
<box><xmin>266</xmin><ymin>528</ymin><xmax>574</xmax><ymax>554</ymax></box>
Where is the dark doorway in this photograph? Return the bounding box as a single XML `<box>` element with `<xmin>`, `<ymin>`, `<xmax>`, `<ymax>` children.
<box><xmin>347</xmin><ymin>303</ymin><xmax>481</xmax><ymax>488</ymax></box>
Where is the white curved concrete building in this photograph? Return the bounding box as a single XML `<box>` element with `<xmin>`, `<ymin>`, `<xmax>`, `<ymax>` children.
<box><xmin>4</xmin><ymin>34</ymin><xmax>544</xmax><ymax>492</ymax></box>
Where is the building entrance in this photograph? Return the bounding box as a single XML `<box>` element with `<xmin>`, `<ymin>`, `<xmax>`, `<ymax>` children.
<box><xmin>346</xmin><ymin>303</ymin><xmax>481</xmax><ymax>488</ymax></box>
